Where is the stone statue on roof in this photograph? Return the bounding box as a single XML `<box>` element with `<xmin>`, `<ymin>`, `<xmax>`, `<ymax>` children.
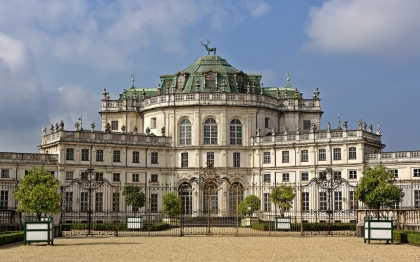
<box><xmin>42</xmin><ymin>125</ymin><xmax>46</xmax><ymax>136</ymax></box>
<box><xmin>75</xmin><ymin>122</ymin><xmax>80</xmax><ymax>131</ymax></box>
<box><xmin>133</xmin><ymin>126</ymin><xmax>138</xmax><ymax>134</ymax></box>
<box><xmin>90</xmin><ymin>122</ymin><xmax>95</xmax><ymax>132</ymax></box>
<box><xmin>50</xmin><ymin>124</ymin><xmax>54</xmax><ymax>134</ymax></box>
<box><xmin>201</xmin><ymin>40</ymin><xmax>216</xmax><ymax>55</ymax></box>
<box><xmin>358</xmin><ymin>119</ymin><xmax>363</xmax><ymax>130</ymax></box>
<box><xmin>105</xmin><ymin>123</ymin><xmax>111</xmax><ymax>133</ymax></box>
<box><xmin>59</xmin><ymin>120</ymin><xmax>64</xmax><ymax>131</ymax></box>
<box><xmin>368</xmin><ymin>124</ymin><xmax>373</xmax><ymax>133</ymax></box>
<box><xmin>376</xmin><ymin>125</ymin><xmax>381</xmax><ymax>135</ymax></box>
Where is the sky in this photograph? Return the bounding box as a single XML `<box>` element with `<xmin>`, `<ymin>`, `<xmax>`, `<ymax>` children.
<box><xmin>1</xmin><ymin>0</ymin><xmax>420</xmax><ymax>153</ymax></box>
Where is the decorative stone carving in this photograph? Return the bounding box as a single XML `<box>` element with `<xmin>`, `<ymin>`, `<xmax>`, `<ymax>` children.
<box><xmin>246</xmin><ymin>83</ymin><xmax>250</xmax><ymax>94</ymax></box>
<box><xmin>343</xmin><ymin>121</ymin><xmax>348</xmax><ymax>131</ymax></box>
<box><xmin>276</xmin><ymin>88</ymin><xmax>280</xmax><ymax>99</ymax></box>
<box><xmin>133</xmin><ymin>126</ymin><xmax>138</xmax><ymax>134</ymax></box>
<box><xmin>260</xmin><ymin>83</ymin><xmax>264</xmax><ymax>95</ymax></box>
<box><xmin>327</xmin><ymin>122</ymin><xmax>331</xmax><ymax>131</ymax></box>
<box><xmin>313</xmin><ymin>88</ymin><xmax>320</xmax><ymax>99</ymax></box>
<box><xmin>75</xmin><ymin>122</ymin><xmax>80</xmax><ymax>131</ymax></box>
<box><xmin>363</xmin><ymin>122</ymin><xmax>367</xmax><ymax>131</ymax></box>
<box><xmin>284</xmin><ymin>126</ymin><xmax>288</xmax><ymax>135</ymax></box>
<box><xmin>90</xmin><ymin>122</ymin><xmax>95</xmax><ymax>132</ymax></box>
<box><xmin>59</xmin><ymin>120</ymin><xmax>64</xmax><ymax>131</ymax></box>
<box><xmin>50</xmin><ymin>124</ymin><xmax>54</xmax><ymax>134</ymax></box>
<box><xmin>42</xmin><ymin>126</ymin><xmax>46</xmax><ymax>136</ymax></box>
<box><xmin>310</xmin><ymin>123</ymin><xmax>317</xmax><ymax>132</ymax></box>
<box><xmin>256</xmin><ymin>128</ymin><xmax>261</xmax><ymax>136</ymax></box>
<box><xmin>146</xmin><ymin>127</ymin><xmax>151</xmax><ymax>135</ymax></box>
<box><xmin>368</xmin><ymin>124</ymin><xmax>373</xmax><ymax>133</ymax></box>
<box><xmin>122</xmin><ymin>89</ymin><xmax>127</xmax><ymax>99</ymax></box>
<box><xmin>358</xmin><ymin>119</ymin><xmax>363</xmax><ymax>130</ymax></box>
<box><xmin>271</xmin><ymin>127</ymin><xmax>275</xmax><ymax>136</ymax></box>
<box><xmin>121</xmin><ymin>125</ymin><xmax>126</xmax><ymax>133</ymax></box>
<box><xmin>55</xmin><ymin>123</ymin><xmax>59</xmax><ymax>133</ymax></box>
<box><xmin>221</xmin><ymin>80</ymin><xmax>226</xmax><ymax>92</ymax></box>
<box><xmin>296</xmin><ymin>126</ymin><xmax>300</xmax><ymax>135</ymax></box>
<box><xmin>161</xmin><ymin>126</ymin><xmax>165</xmax><ymax>136</ymax></box>
<box><xmin>376</xmin><ymin>125</ymin><xmax>381</xmax><ymax>135</ymax></box>
<box><xmin>105</xmin><ymin>123</ymin><xmax>111</xmax><ymax>133</ymax></box>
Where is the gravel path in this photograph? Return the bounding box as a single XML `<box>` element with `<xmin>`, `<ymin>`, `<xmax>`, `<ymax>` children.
<box><xmin>1</xmin><ymin>236</ymin><xmax>419</xmax><ymax>262</ymax></box>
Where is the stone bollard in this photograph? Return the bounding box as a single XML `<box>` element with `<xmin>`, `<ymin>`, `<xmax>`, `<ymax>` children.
<box><xmin>356</xmin><ymin>221</ymin><xmax>364</xmax><ymax>237</ymax></box>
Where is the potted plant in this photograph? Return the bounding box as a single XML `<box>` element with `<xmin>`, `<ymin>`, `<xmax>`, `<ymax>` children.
<box><xmin>122</xmin><ymin>184</ymin><xmax>146</xmax><ymax>229</ymax></box>
<box><xmin>13</xmin><ymin>167</ymin><xmax>62</xmax><ymax>245</ymax></box>
<box><xmin>355</xmin><ymin>165</ymin><xmax>404</xmax><ymax>243</ymax></box>
<box><xmin>162</xmin><ymin>192</ymin><xmax>182</xmax><ymax>227</ymax></box>
<box><xmin>269</xmin><ymin>185</ymin><xmax>296</xmax><ymax>230</ymax></box>
<box><xmin>238</xmin><ymin>194</ymin><xmax>261</xmax><ymax>227</ymax></box>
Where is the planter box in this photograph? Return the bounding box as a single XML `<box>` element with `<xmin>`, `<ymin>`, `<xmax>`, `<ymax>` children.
<box><xmin>275</xmin><ymin>216</ymin><xmax>291</xmax><ymax>230</ymax></box>
<box><xmin>241</xmin><ymin>217</ymin><xmax>259</xmax><ymax>227</ymax></box>
<box><xmin>24</xmin><ymin>218</ymin><xmax>53</xmax><ymax>245</ymax></box>
<box><xmin>162</xmin><ymin>217</ymin><xmax>180</xmax><ymax>227</ymax></box>
<box><xmin>364</xmin><ymin>219</ymin><xmax>393</xmax><ymax>244</ymax></box>
<box><xmin>126</xmin><ymin>216</ymin><xmax>143</xmax><ymax>230</ymax></box>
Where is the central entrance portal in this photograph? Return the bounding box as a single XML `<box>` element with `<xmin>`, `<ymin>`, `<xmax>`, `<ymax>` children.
<box><xmin>180</xmin><ymin>160</ymin><xmax>240</xmax><ymax>236</ymax></box>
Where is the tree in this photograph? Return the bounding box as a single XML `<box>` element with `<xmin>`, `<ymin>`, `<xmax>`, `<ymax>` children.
<box><xmin>162</xmin><ymin>192</ymin><xmax>181</xmax><ymax>217</ymax></box>
<box><xmin>122</xmin><ymin>185</ymin><xmax>146</xmax><ymax>213</ymax></box>
<box><xmin>269</xmin><ymin>185</ymin><xmax>297</xmax><ymax>217</ymax></box>
<box><xmin>13</xmin><ymin>167</ymin><xmax>62</xmax><ymax>221</ymax></box>
<box><xmin>355</xmin><ymin>165</ymin><xmax>404</xmax><ymax>218</ymax></box>
<box><xmin>238</xmin><ymin>194</ymin><xmax>261</xmax><ymax>216</ymax></box>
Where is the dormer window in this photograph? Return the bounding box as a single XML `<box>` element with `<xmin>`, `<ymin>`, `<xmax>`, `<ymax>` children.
<box><xmin>237</xmin><ymin>74</ymin><xmax>245</xmax><ymax>92</ymax></box>
<box><xmin>177</xmin><ymin>74</ymin><xmax>184</xmax><ymax>90</ymax></box>
<box><xmin>205</xmin><ymin>73</ymin><xmax>215</xmax><ymax>90</ymax></box>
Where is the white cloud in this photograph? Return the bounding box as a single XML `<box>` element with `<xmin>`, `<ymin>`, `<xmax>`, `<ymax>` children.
<box><xmin>304</xmin><ymin>0</ymin><xmax>420</xmax><ymax>56</ymax></box>
<box><xmin>244</xmin><ymin>0</ymin><xmax>270</xmax><ymax>17</ymax></box>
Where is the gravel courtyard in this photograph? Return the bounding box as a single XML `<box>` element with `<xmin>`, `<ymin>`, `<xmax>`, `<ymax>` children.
<box><xmin>1</xmin><ymin>236</ymin><xmax>419</xmax><ymax>262</ymax></box>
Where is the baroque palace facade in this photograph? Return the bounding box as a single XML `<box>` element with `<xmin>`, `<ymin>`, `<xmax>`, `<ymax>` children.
<box><xmin>1</xmin><ymin>52</ymin><xmax>420</xmax><ymax>223</ymax></box>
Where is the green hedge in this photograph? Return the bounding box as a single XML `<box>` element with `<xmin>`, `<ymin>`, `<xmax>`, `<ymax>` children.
<box><xmin>251</xmin><ymin>222</ymin><xmax>356</xmax><ymax>231</ymax></box>
<box><xmin>394</xmin><ymin>230</ymin><xmax>420</xmax><ymax>246</ymax></box>
<box><xmin>0</xmin><ymin>231</ymin><xmax>24</xmax><ymax>246</ymax></box>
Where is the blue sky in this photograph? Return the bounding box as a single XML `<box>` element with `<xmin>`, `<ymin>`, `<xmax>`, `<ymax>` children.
<box><xmin>1</xmin><ymin>0</ymin><xmax>420</xmax><ymax>153</ymax></box>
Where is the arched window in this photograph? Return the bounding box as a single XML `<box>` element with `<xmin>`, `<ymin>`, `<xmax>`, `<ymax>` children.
<box><xmin>229</xmin><ymin>182</ymin><xmax>244</xmax><ymax>213</ymax></box>
<box><xmin>179</xmin><ymin>119</ymin><xmax>192</xmax><ymax>145</ymax></box>
<box><xmin>203</xmin><ymin>118</ymin><xmax>217</xmax><ymax>145</ymax></box>
<box><xmin>230</xmin><ymin>119</ymin><xmax>242</xmax><ymax>145</ymax></box>
<box><xmin>177</xmin><ymin>74</ymin><xmax>184</xmax><ymax>90</ymax></box>
<box><xmin>178</xmin><ymin>182</ymin><xmax>192</xmax><ymax>215</ymax></box>
<box><xmin>205</xmin><ymin>73</ymin><xmax>215</xmax><ymax>89</ymax></box>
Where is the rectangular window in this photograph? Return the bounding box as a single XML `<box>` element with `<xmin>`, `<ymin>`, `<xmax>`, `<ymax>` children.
<box><xmin>303</xmin><ymin>120</ymin><xmax>311</xmax><ymax>131</ymax></box>
<box><xmin>151</xmin><ymin>174</ymin><xmax>158</xmax><ymax>183</ymax></box>
<box><xmin>96</xmin><ymin>173</ymin><xmax>103</xmax><ymax>181</ymax></box>
<box><xmin>151</xmin><ymin>118</ymin><xmax>157</xmax><ymax>129</ymax></box>
<box><xmin>181</xmin><ymin>153</ymin><xmax>188</xmax><ymax>167</ymax></box>
<box><xmin>349</xmin><ymin>170</ymin><xmax>357</xmax><ymax>180</ymax></box>
<box><xmin>301</xmin><ymin>150</ymin><xmax>309</xmax><ymax>162</ymax></box>
<box><xmin>348</xmin><ymin>147</ymin><xmax>357</xmax><ymax>160</ymax></box>
<box><xmin>265</xmin><ymin>117</ymin><xmax>270</xmax><ymax>128</ymax></box>
<box><xmin>349</xmin><ymin>191</ymin><xmax>355</xmax><ymax>210</ymax></box>
<box><xmin>113</xmin><ymin>150</ymin><xmax>121</xmax><ymax>162</ymax></box>
<box><xmin>0</xmin><ymin>191</ymin><xmax>8</xmax><ymax>209</ymax></box>
<box><xmin>207</xmin><ymin>152</ymin><xmax>214</xmax><ymax>163</ymax></box>
<box><xmin>95</xmin><ymin>192</ymin><xmax>103</xmax><ymax>212</ymax></box>
<box><xmin>150</xmin><ymin>194</ymin><xmax>158</xmax><ymax>212</ymax></box>
<box><xmin>132</xmin><ymin>174</ymin><xmax>139</xmax><ymax>182</ymax></box>
<box><xmin>414</xmin><ymin>169</ymin><xmax>420</xmax><ymax>177</ymax></box>
<box><xmin>333</xmin><ymin>148</ymin><xmax>341</xmax><ymax>160</ymax></box>
<box><xmin>113</xmin><ymin>173</ymin><xmax>120</xmax><ymax>182</ymax></box>
<box><xmin>415</xmin><ymin>190</ymin><xmax>420</xmax><ymax>208</ymax></box>
<box><xmin>233</xmin><ymin>152</ymin><xmax>240</xmax><ymax>168</ymax></box>
<box><xmin>282</xmin><ymin>151</ymin><xmax>289</xmax><ymax>163</ymax></box>
<box><xmin>65</xmin><ymin>172</ymin><xmax>74</xmax><ymax>180</ymax></box>
<box><xmin>334</xmin><ymin>171</ymin><xmax>342</xmax><ymax>179</ymax></box>
<box><xmin>96</xmin><ymin>149</ymin><xmax>104</xmax><ymax>162</ymax></box>
<box><xmin>264</xmin><ymin>193</ymin><xmax>271</xmax><ymax>211</ymax></box>
<box><xmin>151</xmin><ymin>152</ymin><xmax>158</xmax><ymax>164</ymax></box>
<box><xmin>282</xmin><ymin>173</ymin><xmax>289</xmax><ymax>182</ymax></box>
<box><xmin>319</xmin><ymin>192</ymin><xmax>327</xmax><ymax>211</ymax></box>
<box><xmin>334</xmin><ymin>192</ymin><xmax>342</xmax><ymax>210</ymax></box>
<box><xmin>263</xmin><ymin>174</ymin><xmax>271</xmax><ymax>183</ymax></box>
<box><xmin>1</xmin><ymin>170</ymin><xmax>9</xmax><ymax>178</ymax></box>
<box><xmin>301</xmin><ymin>172</ymin><xmax>309</xmax><ymax>181</ymax></box>
<box><xmin>80</xmin><ymin>192</ymin><xmax>88</xmax><ymax>212</ymax></box>
<box><xmin>393</xmin><ymin>170</ymin><xmax>399</xmax><ymax>178</ymax></box>
<box><xmin>25</xmin><ymin>170</ymin><xmax>29</xmax><ymax>176</ymax></box>
<box><xmin>81</xmin><ymin>149</ymin><xmax>89</xmax><ymax>161</ymax></box>
<box><xmin>302</xmin><ymin>192</ymin><xmax>309</xmax><ymax>211</ymax></box>
<box><xmin>318</xmin><ymin>149</ymin><xmax>326</xmax><ymax>161</ymax></box>
<box><xmin>111</xmin><ymin>121</ymin><xmax>118</xmax><ymax>130</ymax></box>
<box><xmin>112</xmin><ymin>193</ymin><xmax>119</xmax><ymax>212</ymax></box>
<box><xmin>263</xmin><ymin>152</ymin><xmax>271</xmax><ymax>164</ymax></box>
<box><xmin>132</xmin><ymin>151</ymin><xmax>140</xmax><ymax>163</ymax></box>
<box><xmin>65</xmin><ymin>192</ymin><xmax>73</xmax><ymax>212</ymax></box>
<box><xmin>66</xmin><ymin>148</ymin><xmax>74</xmax><ymax>160</ymax></box>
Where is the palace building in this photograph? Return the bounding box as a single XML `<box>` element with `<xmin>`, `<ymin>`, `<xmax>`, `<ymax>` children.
<box><xmin>1</xmin><ymin>51</ymin><xmax>420</xmax><ymax>231</ymax></box>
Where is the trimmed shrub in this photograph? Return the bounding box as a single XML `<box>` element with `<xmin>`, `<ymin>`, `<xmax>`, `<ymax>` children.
<box><xmin>0</xmin><ymin>231</ymin><xmax>24</xmax><ymax>246</ymax></box>
<box><xmin>251</xmin><ymin>222</ymin><xmax>356</xmax><ymax>232</ymax></box>
<box><xmin>407</xmin><ymin>233</ymin><xmax>420</xmax><ymax>246</ymax></box>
